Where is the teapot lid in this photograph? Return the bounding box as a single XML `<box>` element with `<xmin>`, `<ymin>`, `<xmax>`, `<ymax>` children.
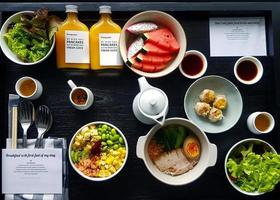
<box><xmin>139</xmin><ymin>89</ymin><xmax>167</xmax><ymax>116</ymax></box>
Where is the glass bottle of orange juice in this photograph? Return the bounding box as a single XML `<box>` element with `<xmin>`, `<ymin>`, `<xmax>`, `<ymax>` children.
<box><xmin>90</xmin><ymin>5</ymin><xmax>123</xmax><ymax>70</ymax></box>
<box><xmin>56</xmin><ymin>5</ymin><xmax>90</xmax><ymax>69</ymax></box>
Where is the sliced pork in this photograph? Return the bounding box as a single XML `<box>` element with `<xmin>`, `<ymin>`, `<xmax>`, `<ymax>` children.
<box><xmin>154</xmin><ymin>148</ymin><xmax>198</xmax><ymax>176</ymax></box>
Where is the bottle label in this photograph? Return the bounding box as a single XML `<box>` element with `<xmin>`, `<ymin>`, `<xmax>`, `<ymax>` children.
<box><xmin>99</xmin><ymin>33</ymin><xmax>122</xmax><ymax>66</ymax></box>
<box><xmin>65</xmin><ymin>31</ymin><xmax>89</xmax><ymax>64</ymax></box>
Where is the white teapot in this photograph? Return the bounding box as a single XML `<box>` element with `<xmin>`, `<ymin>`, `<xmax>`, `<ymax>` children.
<box><xmin>132</xmin><ymin>77</ymin><xmax>169</xmax><ymax>125</ymax></box>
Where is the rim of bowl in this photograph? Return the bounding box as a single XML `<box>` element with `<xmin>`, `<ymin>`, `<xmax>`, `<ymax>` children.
<box><xmin>68</xmin><ymin>121</ymin><xmax>129</xmax><ymax>181</ymax></box>
<box><xmin>184</xmin><ymin>75</ymin><xmax>243</xmax><ymax>133</ymax></box>
<box><xmin>119</xmin><ymin>10</ymin><xmax>187</xmax><ymax>78</ymax></box>
<box><xmin>140</xmin><ymin>117</ymin><xmax>213</xmax><ymax>186</ymax></box>
<box><xmin>0</xmin><ymin>11</ymin><xmax>55</xmax><ymax>66</ymax></box>
<box><xmin>224</xmin><ymin>138</ymin><xmax>277</xmax><ymax>196</ymax></box>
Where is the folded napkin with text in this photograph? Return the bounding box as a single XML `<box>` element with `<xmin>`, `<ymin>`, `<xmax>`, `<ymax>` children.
<box><xmin>5</xmin><ymin>138</ymin><xmax>69</xmax><ymax>200</ymax></box>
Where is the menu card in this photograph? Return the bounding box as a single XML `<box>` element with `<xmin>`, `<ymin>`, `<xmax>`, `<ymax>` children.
<box><xmin>2</xmin><ymin>149</ymin><xmax>62</xmax><ymax>194</ymax></box>
<box><xmin>209</xmin><ymin>17</ymin><xmax>267</xmax><ymax>57</ymax></box>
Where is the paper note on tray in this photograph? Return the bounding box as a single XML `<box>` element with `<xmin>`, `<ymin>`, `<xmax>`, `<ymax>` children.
<box><xmin>209</xmin><ymin>17</ymin><xmax>267</xmax><ymax>57</ymax></box>
<box><xmin>2</xmin><ymin>149</ymin><xmax>62</xmax><ymax>194</ymax></box>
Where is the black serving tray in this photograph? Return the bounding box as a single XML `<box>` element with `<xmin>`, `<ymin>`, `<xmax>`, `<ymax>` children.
<box><xmin>0</xmin><ymin>2</ymin><xmax>280</xmax><ymax>200</ymax></box>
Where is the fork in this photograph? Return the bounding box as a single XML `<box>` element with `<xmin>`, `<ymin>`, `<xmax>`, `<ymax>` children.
<box><xmin>18</xmin><ymin>100</ymin><xmax>34</xmax><ymax>148</ymax></box>
<box><xmin>34</xmin><ymin>105</ymin><xmax>53</xmax><ymax>148</ymax></box>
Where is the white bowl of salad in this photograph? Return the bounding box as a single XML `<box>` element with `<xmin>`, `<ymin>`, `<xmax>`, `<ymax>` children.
<box><xmin>69</xmin><ymin>121</ymin><xmax>128</xmax><ymax>181</ymax></box>
<box><xmin>0</xmin><ymin>9</ymin><xmax>58</xmax><ymax>65</ymax></box>
<box><xmin>225</xmin><ymin>138</ymin><xmax>280</xmax><ymax>195</ymax></box>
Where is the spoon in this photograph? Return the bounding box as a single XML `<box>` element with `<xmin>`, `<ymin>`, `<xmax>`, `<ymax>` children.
<box><xmin>18</xmin><ymin>100</ymin><xmax>35</xmax><ymax>148</ymax></box>
<box><xmin>34</xmin><ymin>105</ymin><xmax>53</xmax><ymax>148</ymax></box>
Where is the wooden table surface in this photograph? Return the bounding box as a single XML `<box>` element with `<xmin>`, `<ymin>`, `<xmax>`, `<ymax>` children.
<box><xmin>1</xmin><ymin>2</ymin><xmax>280</xmax><ymax>200</ymax></box>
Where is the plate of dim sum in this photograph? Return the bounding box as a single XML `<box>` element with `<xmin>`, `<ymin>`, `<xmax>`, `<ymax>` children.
<box><xmin>184</xmin><ymin>75</ymin><xmax>243</xmax><ymax>133</ymax></box>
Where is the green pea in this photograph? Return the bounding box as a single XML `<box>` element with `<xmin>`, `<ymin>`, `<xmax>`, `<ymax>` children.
<box><xmin>101</xmin><ymin>134</ymin><xmax>106</xmax><ymax>140</ymax></box>
<box><xmin>110</xmin><ymin>135</ymin><xmax>114</xmax><ymax>141</ymax></box>
<box><xmin>113</xmin><ymin>134</ymin><xmax>120</xmax><ymax>141</ymax></box>
<box><xmin>113</xmin><ymin>144</ymin><xmax>119</xmax><ymax>150</ymax></box>
<box><xmin>107</xmin><ymin>126</ymin><xmax>112</xmax><ymax>131</ymax></box>
<box><xmin>107</xmin><ymin>140</ymin><xmax>113</xmax><ymax>146</ymax></box>
<box><xmin>102</xmin><ymin>124</ymin><xmax>108</xmax><ymax>129</ymax></box>
<box><xmin>111</xmin><ymin>129</ymin><xmax>117</xmax><ymax>135</ymax></box>
<box><xmin>119</xmin><ymin>137</ymin><xmax>124</xmax><ymax>144</ymax></box>
<box><xmin>101</xmin><ymin>141</ymin><xmax>107</xmax><ymax>146</ymax></box>
<box><xmin>106</xmin><ymin>134</ymin><xmax>110</xmax><ymax>139</ymax></box>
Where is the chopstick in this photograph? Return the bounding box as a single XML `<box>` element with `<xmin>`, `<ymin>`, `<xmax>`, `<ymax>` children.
<box><xmin>11</xmin><ymin>106</ymin><xmax>18</xmax><ymax>149</ymax></box>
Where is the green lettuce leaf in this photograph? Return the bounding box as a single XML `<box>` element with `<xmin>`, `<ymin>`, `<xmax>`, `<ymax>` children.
<box><xmin>226</xmin><ymin>143</ymin><xmax>280</xmax><ymax>193</ymax></box>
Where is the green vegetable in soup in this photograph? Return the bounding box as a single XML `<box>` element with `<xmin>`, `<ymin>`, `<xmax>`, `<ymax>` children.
<box><xmin>226</xmin><ymin>143</ymin><xmax>280</xmax><ymax>193</ymax></box>
<box><xmin>155</xmin><ymin>125</ymin><xmax>187</xmax><ymax>151</ymax></box>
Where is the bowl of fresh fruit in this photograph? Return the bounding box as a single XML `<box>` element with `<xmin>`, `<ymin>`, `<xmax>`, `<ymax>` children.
<box><xmin>69</xmin><ymin>121</ymin><xmax>128</xmax><ymax>181</ymax></box>
<box><xmin>119</xmin><ymin>10</ymin><xmax>187</xmax><ymax>78</ymax></box>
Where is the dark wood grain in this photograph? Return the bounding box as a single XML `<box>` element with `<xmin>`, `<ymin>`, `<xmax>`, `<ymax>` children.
<box><xmin>1</xmin><ymin>2</ymin><xmax>280</xmax><ymax>200</ymax></box>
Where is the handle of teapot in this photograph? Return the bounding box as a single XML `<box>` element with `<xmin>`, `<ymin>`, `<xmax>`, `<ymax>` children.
<box><xmin>138</xmin><ymin>77</ymin><xmax>153</xmax><ymax>92</ymax></box>
<box><xmin>67</xmin><ymin>80</ymin><xmax>77</xmax><ymax>90</ymax></box>
<box><xmin>151</xmin><ymin>111</ymin><xmax>166</xmax><ymax>126</ymax></box>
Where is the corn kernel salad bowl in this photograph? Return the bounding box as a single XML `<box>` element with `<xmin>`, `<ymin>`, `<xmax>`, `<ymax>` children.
<box><xmin>69</xmin><ymin>121</ymin><xmax>128</xmax><ymax>181</ymax></box>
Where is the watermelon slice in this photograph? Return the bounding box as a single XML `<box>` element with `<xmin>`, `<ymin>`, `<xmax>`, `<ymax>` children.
<box><xmin>127</xmin><ymin>37</ymin><xmax>144</xmax><ymax>59</ymax></box>
<box><xmin>126</xmin><ymin>22</ymin><xmax>158</xmax><ymax>34</ymax></box>
<box><xmin>143</xmin><ymin>28</ymin><xmax>180</xmax><ymax>52</ymax></box>
<box><xmin>141</xmin><ymin>41</ymin><xmax>171</xmax><ymax>56</ymax></box>
<box><xmin>126</xmin><ymin>56</ymin><xmax>167</xmax><ymax>72</ymax></box>
<box><xmin>136</xmin><ymin>53</ymin><xmax>173</xmax><ymax>64</ymax></box>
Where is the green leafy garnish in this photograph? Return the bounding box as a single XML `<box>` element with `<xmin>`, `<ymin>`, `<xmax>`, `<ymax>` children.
<box><xmin>155</xmin><ymin>125</ymin><xmax>187</xmax><ymax>151</ymax></box>
<box><xmin>226</xmin><ymin>143</ymin><xmax>280</xmax><ymax>193</ymax></box>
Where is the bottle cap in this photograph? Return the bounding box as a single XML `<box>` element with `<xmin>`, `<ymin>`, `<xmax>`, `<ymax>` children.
<box><xmin>65</xmin><ymin>5</ymin><xmax>78</xmax><ymax>13</ymax></box>
<box><xmin>99</xmin><ymin>5</ymin><xmax>111</xmax><ymax>14</ymax></box>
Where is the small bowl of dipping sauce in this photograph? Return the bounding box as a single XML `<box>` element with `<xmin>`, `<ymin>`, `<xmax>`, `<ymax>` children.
<box><xmin>179</xmin><ymin>50</ymin><xmax>207</xmax><ymax>79</ymax></box>
<box><xmin>247</xmin><ymin>112</ymin><xmax>275</xmax><ymax>134</ymax></box>
<box><xmin>234</xmin><ymin>56</ymin><xmax>263</xmax><ymax>85</ymax></box>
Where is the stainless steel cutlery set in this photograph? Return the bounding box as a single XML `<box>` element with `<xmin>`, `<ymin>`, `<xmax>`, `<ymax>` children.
<box><xmin>18</xmin><ymin>101</ymin><xmax>53</xmax><ymax>148</ymax></box>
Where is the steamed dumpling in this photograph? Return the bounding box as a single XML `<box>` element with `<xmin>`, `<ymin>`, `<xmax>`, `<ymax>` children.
<box><xmin>208</xmin><ymin>107</ymin><xmax>223</xmax><ymax>122</ymax></box>
<box><xmin>194</xmin><ymin>102</ymin><xmax>211</xmax><ymax>117</ymax></box>
<box><xmin>199</xmin><ymin>89</ymin><xmax>215</xmax><ymax>104</ymax></box>
<box><xmin>213</xmin><ymin>95</ymin><xmax>227</xmax><ymax>110</ymax></box>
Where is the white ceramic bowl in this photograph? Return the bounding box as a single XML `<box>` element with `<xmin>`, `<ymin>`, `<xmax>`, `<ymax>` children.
<box><xmin>179</xmin><ymin>50</ymin><xmax>208</xmax><ymax>79</ymax></box>
<box><xmin>69</xmin><ymin>121</ymin><xmax>129</xmax><ymax>181</ymax></box>
<box><xmin>233</xmin><ymin>56</ymin><xmax>263</xmax><ymax>85</ymax></box>
<box><xmin>136</xmin><ymin>117</ymin><xmax>217</xmax><ymax>186</ymax></box>
<box><xmin>0</xmin><ymin>11</ymin><xmax>55</xmax><ymax>65</ymax></box>
<box><xmin>224</xmin><ymin>138</ymin><xmax>277</xmax><ymax>196</ymax></box>
<box><xmin>119</xmin><ymin>10</ymin><xmax>187</xmax><ymax>78</ymax></box>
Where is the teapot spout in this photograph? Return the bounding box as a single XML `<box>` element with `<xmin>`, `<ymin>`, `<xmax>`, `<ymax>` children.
<box><xmin>138</xmin><ymin>77</ymin><xmax>153</xmax><ymax>92</ymax></box>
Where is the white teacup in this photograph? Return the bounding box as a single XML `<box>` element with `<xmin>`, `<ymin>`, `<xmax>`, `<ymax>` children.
<box><xmin>67</xmin><ymin>80</ymin><xmax>94</xmax><ymax>110</ymax></box>
<box><xmin>247</xmin><ymin>112</ymin><xmax>275</xmax><ymax>134</ymax></box>
<box><xmin>234</xmin><ymin>56</ymin><xmax>263</xmax><ymax>85</ymax></box>
<box><xmin>179</xmin><ymin>50</ymin><xmax>207</xmax><ymax>79</ymax></box>
<box><xmin>15</xmin><ymin>76</ymin><xmax>43</xmax><ymax>100</ymax></box>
